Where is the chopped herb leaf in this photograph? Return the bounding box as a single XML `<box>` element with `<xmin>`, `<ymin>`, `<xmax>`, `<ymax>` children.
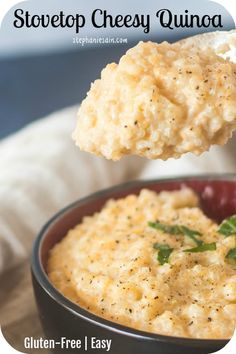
<box><xmin>153</xmin><ymin>243</ymin><xmax>173</xmax><ymax>265</ymax></box>
<box><xmin>226</xmin><ymin>247</ymin><xmax>236</xmax><ymax>260</ymax></box>
<box><xmin>218</xmin><ymin>215</ymin><xmax>236</xmax><ymax>237</ymax></box>
<box><xmin>180</xmin><ymin>226</ymin><xmax>203</xmax><ymax>246</ymax></box>
<box><xmin>153</xmin><ymin>243</ymin><xmax>171</xmax><ymax>250</ymax></box>
<box><xmin>149</xmin><ymin>221</ymin><xmax>202</xmax><ymax>245</ymax></box>
<box><xmin>184</xmin><ymin>242</ymin><xmax>216</xmax><ymax>253</ymax></box>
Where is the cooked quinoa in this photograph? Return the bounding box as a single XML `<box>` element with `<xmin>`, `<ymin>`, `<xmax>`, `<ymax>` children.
<box><xmin>73</xmin><ymin>41</ymin><xmax>236</xmax><ymax>160</ymax></box>
<box><xmin>48</xmin><ymin>188</ymin><xmax>236</xmax><ymax>339</ymax></box>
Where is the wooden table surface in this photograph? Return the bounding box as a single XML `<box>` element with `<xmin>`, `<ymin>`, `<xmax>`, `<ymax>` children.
<box><xmin>1</xmin><ymin>261</ymin><xmax>50</xmax><ymax>353</ymax></box>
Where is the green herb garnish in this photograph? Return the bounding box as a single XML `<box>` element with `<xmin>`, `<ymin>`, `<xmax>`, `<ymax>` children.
<box><xmin>218</xmin><ymin>215</ymin><xmax>236</xmax><ymax>237</ymax></box>
<box><xmin>148</xmin><ymin>221</ymin><xmax>202</xmax><ymax>246</ymax></box>
<box><xmin>184</xmin><ymin>242</ymin><xmax>216</xmax><ymax>253</ymax></box>
<box><xmin>180</xmin><ymin>226</ymin><xmax>203</xmax><ymax>246</ymax></box>
<box><xmin>226</xmin><ymin>247</ymin><xmax>236</xmax><ymax>260</ymax></box>
<box><xmin>153</xmin><ymin>243</ymin><xmax>174</xmax><ymax>265</ymax></box>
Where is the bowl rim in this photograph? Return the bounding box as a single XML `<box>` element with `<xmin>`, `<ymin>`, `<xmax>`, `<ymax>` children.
<box><xmin>31</xmin><ymin>173</ymin><xmax>236</xmax><ymax>348</ymax></box>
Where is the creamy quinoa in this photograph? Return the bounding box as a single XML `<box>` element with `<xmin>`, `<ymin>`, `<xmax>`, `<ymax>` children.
<box><xmin>47</xmin><ymin>188</ymin><xmax>236</xmax><ymax>339</ymax></box>
<box><xmin>73</xmin><ymin>41</ymin><xmax>236</xmax><ymax>161</ymax></box>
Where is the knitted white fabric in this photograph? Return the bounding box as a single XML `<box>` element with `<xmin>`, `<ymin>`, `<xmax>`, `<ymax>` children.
<box><xmin>0</xmin><ymin>106</ymin><xmax>147</xmax><ymax>275</ymax></box>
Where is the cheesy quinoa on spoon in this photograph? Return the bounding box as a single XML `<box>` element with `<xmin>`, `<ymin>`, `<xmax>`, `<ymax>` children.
<box><xmin>73</xmin><ymin>30</ymin><xmax>236</xmax><ymax>160</ymax></box>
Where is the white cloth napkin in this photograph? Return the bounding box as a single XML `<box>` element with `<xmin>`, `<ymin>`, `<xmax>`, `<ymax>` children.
<box><xmin>0</xmin><ymin>106</ymin><xmax>148</xmax><ymax>275</ymax></box>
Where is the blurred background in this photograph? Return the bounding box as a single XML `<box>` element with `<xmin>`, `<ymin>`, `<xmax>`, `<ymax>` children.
<box><xmin>0</xmin><ymin>0</ymin><xmax>234</xmax><ymax>139</ymax></box>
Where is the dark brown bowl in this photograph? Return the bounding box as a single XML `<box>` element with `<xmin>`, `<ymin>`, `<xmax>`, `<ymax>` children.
<box><xmin>31</xmin><ymin>175</ymin><xmax>236</xmax><ymax>354</ymax></box>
